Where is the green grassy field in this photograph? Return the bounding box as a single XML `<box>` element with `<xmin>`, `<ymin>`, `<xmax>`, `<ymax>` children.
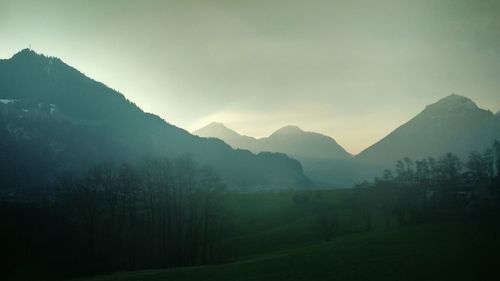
<box><xmin>76</xmin><ymin>190</ymin><xmax>500</xmax><ymax>281</ymax></box>
<box><xmin>79</xmin><ymin>222</ymin><xmax>500</xmax><ymax>281</ymax></box>
<box><xmin>220</xmin><ymin>191</ymin><xmax>323</xmax><ymax>257</ymax></box>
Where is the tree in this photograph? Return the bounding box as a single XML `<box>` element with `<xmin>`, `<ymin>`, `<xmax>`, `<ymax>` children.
<box><xmin>467</xmin><ymin>151</ymin><xmax>488</xmax><ymax>184</ymax></box>
<box><xmin>415</xmin><ymin>159</ymin><xmax>430</xmax><ymax>186</ymax></box>
<box><xmin>382</xmin><ymin>169</ymin><xmax>394</xmax><ymax>182</ymax></box>
<box><xmin>198</xmin><ymin>165</ymin><xmax>225</xmax><ymax>263</ymax></box>
<box><xmin>483</xmin><ymin>149</ymin><xmax>495</xmax><ymax>179</ymax></box>
<box><xmin>437</xmin><ymin>153</ymin><xmax>462</xmax><ymax>191</ymax></box>
<box><xmin>314</xmin><ymin>197</ymin><xmax>339</xmax><ymax>241</ymax></box>
<box><xmin>493</xmin><ymin>140</ymin><xmax>500</xmax><ymax>177</ymax></box>
<box><xmin>49</xmin><ymin>155</ymin><xmax>228</xmax><ymax>275</ymax></box>
<box><xmin>352</xmin><ymin>186</ymin><xmax>373</xmax><ymax>231</ymax></box>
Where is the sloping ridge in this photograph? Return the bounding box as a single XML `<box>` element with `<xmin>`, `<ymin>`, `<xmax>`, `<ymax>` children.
<box><xmin>0</xmin><ymin>49</ymin><xmax>312</xmax><ymax>191</ymax></box>
<box><xmin>355</xmin><ymin>94</ymin><xmax>500</xmax><ymax>166</ymax></box>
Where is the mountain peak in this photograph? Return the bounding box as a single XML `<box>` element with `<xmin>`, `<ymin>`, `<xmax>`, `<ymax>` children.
<box><xmin>16</xmin><ymin>48</ymin><xmax>37</xmax><ymax>55</ymax></box>
<box><xmin>429</xmin><ymin>94</ymin><xmax>478</xmax><ymax>110</ymax></box>
<box><xmin>7</xmin><ymin>48</ymin><xmax>64</xmax><ymax>72</ymax></box>
<box><xmin>193</xmin><ymin>122</ymin><xmax>242</xmax><ymax>139</ymax></box>
<box><xmin>206</xmin><ymin>121</ymin><xmax>228</xmax><ymax>129</ymax></box>
<box><xmin>198</xmin><ymin>121</ymin><xmax>233</xmax><ymax>132</ymax></box>
<box><xmin>419</xmin><ymin>94</ymin><xmax>481</xmax><ymax>119</ymax></box>
<box><xmin>357</xmin><ymin>93</ymin><xmax>500</xmax><ymax>167</ymax></box>
<box><xmin>10</xmin><ymin>48</ymin><xmax>44</xmax><ymax>61</ymax></box>
<box><xmin>442</xmin><ymin>93</ymin><xmax>473</xmax><ymax>101</ymax></box>
<box><xmin>272</xmin><ymin>125</ymin><xmax>304</xmax><ymax>136</ymax></box>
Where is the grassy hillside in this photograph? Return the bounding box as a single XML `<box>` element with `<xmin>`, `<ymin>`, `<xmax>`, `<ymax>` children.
<box><xmin>79</xmin><ymin>222</ymin><xmax>500</xmax><ymax>281</ymax></box>
<box><xmin>219</xmin><ymin>190</ymin><xmax>359</xmax><ymax>257</ymax></box>
<box><xmin>67</xmin><ymin>189</ymin><xmax>500</xmax><ymax>281</ymax></box>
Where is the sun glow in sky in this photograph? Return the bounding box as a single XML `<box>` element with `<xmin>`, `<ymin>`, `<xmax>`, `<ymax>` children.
<box><xmin>2</xmin><ymin>0</ymin><xmax>500</xmax><ymax>154</ymax></box>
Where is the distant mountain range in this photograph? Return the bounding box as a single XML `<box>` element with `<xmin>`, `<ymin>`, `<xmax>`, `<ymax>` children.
<box><xmin>194</xmin><ymin>123</ymin><xmax>351</xmax><ymax>160</ymax></box>
<box><xmin>194</xmin><ymin>122</ymin><xmax>352</xmax><ymax>187</ymax></box>
<box><xmin>1</xmin><ymin>49</ymin><xmax>499</xmax><ymax>192</ymax></box>
<box><xmin>195</xmin><ymin>94</ymin><xmax>500</xmax><ymax>187</ymax></box>
<box><xmin>0</xmin><ymin>49</ymin><xmax>312</xmax><ymax>193</ymax></box>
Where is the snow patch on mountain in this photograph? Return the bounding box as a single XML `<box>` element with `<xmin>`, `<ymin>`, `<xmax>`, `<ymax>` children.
<box><xmin>0</xmin><ymin>99</ymin><xmax>18</xmax><ymax>104</ymax></box>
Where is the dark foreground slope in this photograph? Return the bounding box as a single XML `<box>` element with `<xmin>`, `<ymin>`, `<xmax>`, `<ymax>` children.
<box><xmin>0</xmin><ymin>49</ymin><xmax>311</xmax><ymax>193</ymax></box>
<box><xmin>79</xmin><ymin>222</ymin><xmax>500</xmax><ymax>281</ymax></box>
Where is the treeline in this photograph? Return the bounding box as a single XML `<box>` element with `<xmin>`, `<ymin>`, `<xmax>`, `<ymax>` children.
<box><xmin>2</xmin><ymin>155</ymin><xmax>228</xmax><ymax>280</ymax></box>
<box><xmin>299</xmin><ymin>141</ymin><xmax>500</xmax><ymax>243</ymax></box>
<box><xmin>356</xmin><ymin>140</ymin><xmax>500</xmax><ymax>226</ymax></box>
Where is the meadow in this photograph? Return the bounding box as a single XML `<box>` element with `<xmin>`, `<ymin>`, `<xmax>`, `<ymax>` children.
<box><xmin>75</xmin><ymin>190</ymin><xmax>500</xmax><ymax>281</ymax></box>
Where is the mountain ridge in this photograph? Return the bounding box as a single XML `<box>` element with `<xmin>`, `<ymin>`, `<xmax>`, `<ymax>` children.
<box><xmin>194</xmin><ymin>123</ymin><xmax>351</xmax><ymax>160</ymax></box>
<box><xmin>0</xmin><ymin>49</ymin><xmax>312</xmax><ymax>192</ymax></box>
<box><xmin>194</xmin><ymin>122</ymin><xmax>259</xmax><ymax>150</ymax></box>
<box><xmin>355</xmin><ymin>93</ymin><xmax>500</xmax><ymax>166</ymax></box>
<box><xmin>194</xmin><ymin>123</ymin><xmax>352</xmax><ymax>187</ymax></box>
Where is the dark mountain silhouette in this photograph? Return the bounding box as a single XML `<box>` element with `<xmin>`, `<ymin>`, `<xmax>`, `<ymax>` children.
<box><xmin>0</xmin><ymin>49</ymin><xmax>312</xmax><ymax>193</ymax></box>
<box><xmin>194</xmin><ymin>123</ymin><xmax>352</xmax><ymax>186</ymax></box>
<box><xmin>355</xmin><ymin>94</ymin><xmax>500</xmax><ymax>167</ymax></box>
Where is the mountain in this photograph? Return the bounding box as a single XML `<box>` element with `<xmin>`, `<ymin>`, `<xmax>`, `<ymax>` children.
<box><xmin>0</xmin><ymin>49</ymin><xmax>312</xmax><ymax>193</ymax></box>
<box><xmin>195</xmin><ymin>94</ymin><xmax>500</xmax><ymax>187</ymax></box>
<box><xmin>194</xmin><ymin>123</ymin><xmax>352</xmax><ymax>186</ymax></box>
<box><xmin>260</xmin><ymin>125</ymin><xmax>351</xmax><ymax>160</ymax></box>
<box><xmin>194</xmin><ymin>122</ymin><xmax>259</xmax><ymax>151</ymax></box>
<box><xmin>195</xmin><ymin>123</ymin><xmax>351</xmax><ymax>160</ymax></box>
<box><xmin>355</xmin><ymin>94</ymin><xmax>500</xmax><ymax>167</ymax></box>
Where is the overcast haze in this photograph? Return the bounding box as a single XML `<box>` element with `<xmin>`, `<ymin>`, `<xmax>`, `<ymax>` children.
<box><xmin>1</xmin><ymin>0</ymin><xmax>500</xmax><ymax>154</ymax></box>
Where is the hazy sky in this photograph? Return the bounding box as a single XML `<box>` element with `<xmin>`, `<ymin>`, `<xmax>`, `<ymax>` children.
<box><xmin>1</xmin><ymin>0</ymin><xmax>500</xmax><ymax>154</ymax></box>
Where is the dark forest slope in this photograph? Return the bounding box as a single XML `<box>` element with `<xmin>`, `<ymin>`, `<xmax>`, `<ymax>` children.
<box><xmin>0</xmin><ymin>49</ymin><xmax>311</xmax><ymax>193</ymax></box>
